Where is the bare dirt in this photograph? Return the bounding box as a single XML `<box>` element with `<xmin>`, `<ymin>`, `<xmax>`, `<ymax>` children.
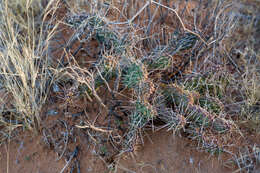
<box><xmin>0</xmin><ymin>129</ymin><xmax>233</xmax><ymax>173</ymax></box>
<box><xmin>117</xmin><ymin>130</ymin><xmax>232</xmax><ymax>173</ymax></box>
<box><xmin>0</xmin><ymin>131</ymin><xmax>107</xmax><ymax>173</ymax></box>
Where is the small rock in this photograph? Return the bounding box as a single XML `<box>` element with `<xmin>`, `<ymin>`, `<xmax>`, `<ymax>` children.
<box><xmin>47</xmin><ymin>109</ymin><xmax>58</xmax><ymax>116</ymax></box>
<box><xmin>189</xmin><ymin>157</ymin><xmax>194</xmax><ymax>165</ymax></box>
<box><xmin>87</xmin><ymin>167</ymin><xmax>93</xmax><ymax>172</ymax></box>
<box><xmin>52</xmin><ymin>83</ymin><xmax>60</xmax><ymax>93</ymax></box>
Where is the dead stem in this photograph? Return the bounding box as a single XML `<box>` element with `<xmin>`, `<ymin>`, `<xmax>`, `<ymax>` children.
<box><xmin>56</xmin><ymin>120</ymin><xmax>69</xmax><ymax>161</ymax></box>
<box><xmin>151</xmin><ymin>0</ymin><xmax>208</xmax><ymax>46</ymax></box>
<box><xmin>76</xmin><ymin>122</ymin><xmax>113</xmax><ymax>133</ymax></box>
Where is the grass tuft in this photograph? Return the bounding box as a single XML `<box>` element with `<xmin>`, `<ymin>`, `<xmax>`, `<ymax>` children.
<box><xmin>0</xmin><ymin>0</ymin><xmax>60</xmax><ymax>136</ymax></box>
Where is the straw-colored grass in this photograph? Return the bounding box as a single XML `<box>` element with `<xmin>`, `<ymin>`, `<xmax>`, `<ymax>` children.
<box><xmin>0</xmin><ymin>0</ymin><xmax>60</xmax><ymax>137</ymax></box>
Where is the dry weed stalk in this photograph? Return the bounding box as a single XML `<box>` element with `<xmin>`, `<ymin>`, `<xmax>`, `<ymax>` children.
<box><xmin>0</xmin><ymin>0</ymin><xmax>60</xmax><ymax>134</ymax></box>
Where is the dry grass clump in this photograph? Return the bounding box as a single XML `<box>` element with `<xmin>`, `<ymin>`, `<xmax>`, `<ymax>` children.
<box><xmin>0</xmin><ymin>0</ymin><xmax>60</xmax><ymax>140</ymax></box>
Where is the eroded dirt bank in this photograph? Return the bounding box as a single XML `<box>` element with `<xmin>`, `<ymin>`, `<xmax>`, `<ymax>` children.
<box><xmin>0</xmin><ymin>130</ymin><xmax>233</xmax><ymax>173</ymax></box>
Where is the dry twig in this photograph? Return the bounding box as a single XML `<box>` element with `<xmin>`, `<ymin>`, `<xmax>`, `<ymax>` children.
<box><xmin>76</xmin><ymin>121</ymin><xmax>112</xmax><ymax>133</ymax></box>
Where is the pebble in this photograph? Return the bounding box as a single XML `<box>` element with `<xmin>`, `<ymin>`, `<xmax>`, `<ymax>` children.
<box><xmin>189</xmin><ymin>157</ymin><xmax>194</xmax><ymax>165</ymax></box>
<box><xmin>52</xmin><ymin>83</ymin><xmax>60</xmax><ymax>93</ymax></box>
<box><xmin>47</xmin><ymin>109</ymin><xmax>58</xmax><ymax>116</ymax></box>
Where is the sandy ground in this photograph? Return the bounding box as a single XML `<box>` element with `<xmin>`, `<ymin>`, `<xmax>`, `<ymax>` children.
<box><xmin>0</xmin><ymin>130</ymin><xmax>232</xmax><ymax>173</ymax></box>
